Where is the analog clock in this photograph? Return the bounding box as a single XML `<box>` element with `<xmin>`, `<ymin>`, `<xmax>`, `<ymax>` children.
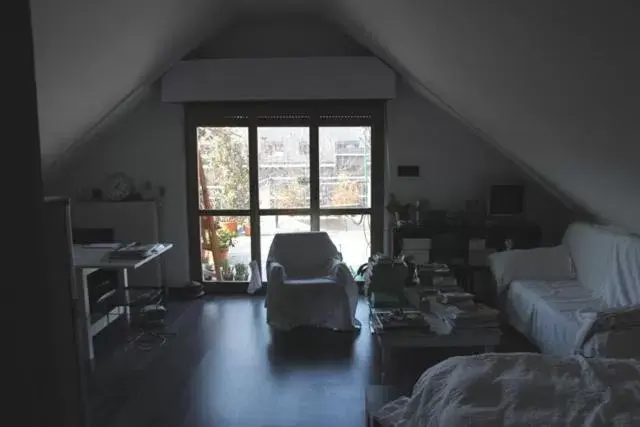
<box><xmin>102</xmin><ymin>173</ymin><xmax>134</xmax><ymax>201</ymax></box>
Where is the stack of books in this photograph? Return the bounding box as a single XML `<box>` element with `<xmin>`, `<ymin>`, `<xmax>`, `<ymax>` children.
<box><xmin>436</xmin><ymin>291</ymin><xmax>475</xmax><ymax>308</ymax></box>
<box><xmin>429</xmin><ymin>297</ymin><xmax>500</xmax><ymax>335</ymax></box>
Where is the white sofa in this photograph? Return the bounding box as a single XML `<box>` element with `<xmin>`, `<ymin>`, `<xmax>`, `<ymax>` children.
<box><xmin>489</xmin><ymin>222</ymin><xmax>640</xmax><ymax>358</ymax></box>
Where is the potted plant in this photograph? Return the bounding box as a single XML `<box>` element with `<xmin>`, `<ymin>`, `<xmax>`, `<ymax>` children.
<box><xmin>219</xmin><ymin>216</ymin><xmax>238</xmax><ymax>234</ymax></box>
<box><xmin>221</xmin><ymin>260</ymin><xmax>235</xmax><ymax>281</ymax></box>
<box><xmin>234</xmin><ymin>263</ymin><xmax>249</xmax><ymax>281</ymax></box>
<box><xmin>216</xmin><ymin>228</ymin><xmax>236</xmax><ymax>261</ymax></box>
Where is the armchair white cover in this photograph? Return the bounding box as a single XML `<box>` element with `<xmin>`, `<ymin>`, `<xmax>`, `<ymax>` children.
<box><xmin>265</xmin><ymin>232</ymin><xmax>359</xmax><ymax>331</ymax></box>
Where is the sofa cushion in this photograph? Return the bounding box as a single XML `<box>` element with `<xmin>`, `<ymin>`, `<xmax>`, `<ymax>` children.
<box><xmin>506</xmin><ymin>280</ymin><xmax>601</xmax><ymax>356</ymax></box>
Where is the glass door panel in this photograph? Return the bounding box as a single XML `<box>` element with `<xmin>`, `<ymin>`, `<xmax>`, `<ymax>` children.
<box><xmin>197</xmin><ymin>127</ymin><xmax>250</xmax><ymax>210</ymax></box>
<box><xmin>258</xmin><ymin>127</ymin><xmax>310</xmax><ymax>209</ymax></box>
<box><xmin>200</xmin><ymin>215</ymin><xmax>252</xmax><ymax>282</ymax></box>
<box><xmin>319</xmin><ymin>127</ymin><xmax>371</xmax><ymax>209</ymax></box>
<box><xmin>319</xmin><ymin>214</ymin><xmax>371</xmax><ymax>276</ymax></box>
<box><xmin>259</xmin><ymin>215</ymin><xmax>311</xmax><ymax>278</ymax></box>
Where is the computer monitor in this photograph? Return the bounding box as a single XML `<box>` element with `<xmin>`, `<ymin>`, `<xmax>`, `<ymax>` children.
<box><xmin>488</xmin><ymin>185</ymin><xmax>525</xmax><ymax>216</ymax></box>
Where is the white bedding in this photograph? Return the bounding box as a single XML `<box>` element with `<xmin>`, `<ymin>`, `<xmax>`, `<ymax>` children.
<box><xmin>376</xmin><ymin>353</ymin><xmax>640</xmax><ymax>427</ymax></box>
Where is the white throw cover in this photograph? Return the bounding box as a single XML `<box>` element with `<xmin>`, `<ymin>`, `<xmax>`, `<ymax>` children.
<box><xmin>265</xmin><ymin>232</ymin><xmax>358</xmax><ymax>331</ymax></box>
<box><xmin>491</xmin><ymin>222</ymin><xmax>640</xmax><ymax>357</ymax></box>
<box><xmin>573</xmin><ymin>231</ymin><xmax>640</xmax><ymax>357</ymax></box>
<box><xmin>563</xmin><ymin>223</ymin><xmax>624</xmax><ymax>293</ymax></box>
<box><xmin>376</xmin><ymin>353</ymin><xmax>640</xmax><ymax>427</ymax></box>
<box><xmin>597</xmin><ymin>232</ymin><xmax>640</xmax><ymax>307</ymax></box>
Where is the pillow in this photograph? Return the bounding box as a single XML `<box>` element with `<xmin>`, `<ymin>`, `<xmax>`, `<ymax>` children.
<box><xmin>488</xmin><ymin>245</ymin><xmax>576</xmax><ymax>294</ymax></box>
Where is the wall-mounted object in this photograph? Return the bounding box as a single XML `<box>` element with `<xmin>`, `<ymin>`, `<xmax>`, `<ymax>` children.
<box><xmin>162</xmin><ymin>57</ymin><xmax>396</xmax><ymax>102</ymax></box>
<box><xmin>101</xmin><ymin>173</ymin><xmax>135</xmax><ymax>201</ymax></box>
<box><xmin>397</xmin><ymin>165</ymin><xmax>420</xmax><ymax>177</ymax></box>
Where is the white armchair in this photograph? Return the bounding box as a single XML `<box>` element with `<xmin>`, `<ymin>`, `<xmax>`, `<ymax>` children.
<box><xmin>265</xmin><ymin>232</ymin><xmax>359</xmax><ymax>331</ymax></box>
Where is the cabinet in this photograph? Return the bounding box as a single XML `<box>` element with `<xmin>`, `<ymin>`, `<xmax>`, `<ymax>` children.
<box><xmin>392</xmin><ymin>219</ymin><xmax>542</xmax><ymax>261</ymax></box>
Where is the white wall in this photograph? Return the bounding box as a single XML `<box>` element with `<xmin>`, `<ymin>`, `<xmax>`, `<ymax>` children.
<box><xmin>387</xmin><ymin>80</ymin><xmax>521</xmax><ymax>209</ymax></box>
<box><xmin>50</xmin><ymin>15</ymin><xmax>576</xmax><ymax>286</ymax></box>
<box><xmin>31</xmin><ymin>0</ymin><xmax>228</xmax><ymax>172</ymax></box>
<box><xmin>188</xmin><ymin>14</ymin><xmax>370</xmax><ymax>58</ymax></box>
<box><xmin>387</xmin><ymin>79</ymin><xmax>575</xmax><ymax>244</ymax></box>
<box><xmin>50</xmin><ymin>89</ymin><xmax>190</xmax><ymax>287</ymax></box>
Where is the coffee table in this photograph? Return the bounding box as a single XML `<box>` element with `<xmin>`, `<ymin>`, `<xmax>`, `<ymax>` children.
<box><xmin>370</xmin><ymin>305</ymin><xmax>501</xmax><ymax>383</ymax></box>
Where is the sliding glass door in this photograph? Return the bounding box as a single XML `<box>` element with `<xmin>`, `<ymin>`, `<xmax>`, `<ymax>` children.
<box><xmin>257</xmin><ymin>127</ymin><xmax>311</xmax><ymax>277</ymax></box>
<box><xmin>186</xmin><ymin>103</ymin><xmax>384</xmax><ymax>288</ymax></box>
<box><xmin>318</xmin><ymin>126</ymin><xmax>372</xmax><ymax>276</ymax></box>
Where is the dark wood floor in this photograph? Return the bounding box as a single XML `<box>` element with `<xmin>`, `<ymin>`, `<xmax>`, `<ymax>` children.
<box><xmin>88</xmin><ymin>296</ymin><xmax>535</xmax><ymax>427</ymax></box>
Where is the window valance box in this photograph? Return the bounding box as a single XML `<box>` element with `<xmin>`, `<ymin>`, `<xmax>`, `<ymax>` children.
<box><xmin>161</xmin><ymin>57</ymin><xmax>396</xmax><ymax>102</ymax></box>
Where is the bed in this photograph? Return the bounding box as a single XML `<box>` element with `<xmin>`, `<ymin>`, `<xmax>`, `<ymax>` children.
<box><xmin>376</xmin><ymin>352</ymin><xmax>640</xmax><ymax>427</ymax></box>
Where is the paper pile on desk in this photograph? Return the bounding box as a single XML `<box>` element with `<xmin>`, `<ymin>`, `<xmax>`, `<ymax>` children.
<box><xmin>108</xmin><ymin>243</ymin><xmax>164</xmax><ymax>260</ymax></box>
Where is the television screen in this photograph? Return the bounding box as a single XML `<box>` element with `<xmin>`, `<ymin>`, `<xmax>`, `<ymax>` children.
<box><xmin>489</xmin><ymin>185</ymin><xmax>524</xmax><ymax>215</ymax></box>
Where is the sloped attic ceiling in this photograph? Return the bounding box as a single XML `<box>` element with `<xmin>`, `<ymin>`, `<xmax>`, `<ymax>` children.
<box><xmin>330</xmin><ymin>0</ymin><xmax>640</xmax><ymax>235</ymax></box>
<box><xmin>32</xmin><ymin>0</ymin><xmax>640</xmax><ymax>235</ymax></box>
<box><xmin>30</xmin><ymin>0</ymin><xmax>230</xmax><ymax>170</ymax></box>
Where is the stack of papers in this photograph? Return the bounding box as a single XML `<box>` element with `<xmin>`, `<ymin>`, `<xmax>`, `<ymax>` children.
<box><xmin>436</xmin><ymin>291</ymin><xmax>475</xmax><ymax>306</ymax></box>
<box><xmin>108</xmin><ymin>243</ymin><xmax>165</xmax><ymax>260</ymax></box>
<box><xmin>430</xmin><ymin>301</ymin><xmax>500</xmax><ymax>333</ymax></box>
<box><xmin>371</xmin><ymin>309</ymin><xmax>431</xmax><ymax>332</ymax></box>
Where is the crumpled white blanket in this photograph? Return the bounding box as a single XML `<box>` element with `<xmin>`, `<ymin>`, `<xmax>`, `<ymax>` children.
<box><xmin>376</xmin><ymin>353</ymin><xmax>640</xmax><ymax>427</ymax></box>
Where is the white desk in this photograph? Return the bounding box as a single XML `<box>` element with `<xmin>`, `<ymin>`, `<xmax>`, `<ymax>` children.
<box><xmin>73</xmin><ymin>243</ymin><xmax>173</xmax><ymax>368</ymax></box>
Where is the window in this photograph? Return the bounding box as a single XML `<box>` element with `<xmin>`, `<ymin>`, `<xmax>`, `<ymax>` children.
<box><xmin>186</xmin><ymin>102</ymin><xmax>385</xmax><ymax>287</ymax></box>
<box><xmin>299</xmin><ymin>139</ymin><xmax>309</xmax><ymax>155</ymax></box>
